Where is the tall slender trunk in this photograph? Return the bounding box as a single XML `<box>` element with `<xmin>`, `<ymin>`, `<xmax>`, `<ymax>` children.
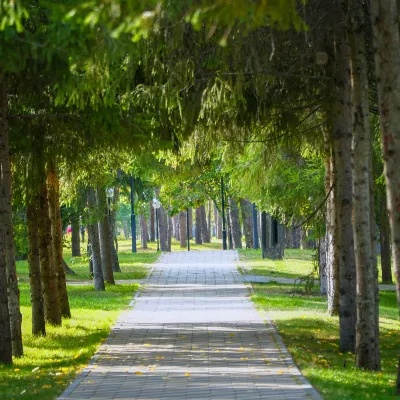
<box><xmin>229</xmin><ymin>199</ymin><xmax>242</xmax><ymax>249</ymax></box>
<box><xmin>207</xmin><ymin>200</ymin><xmax>212</xmax><ymax>240</ymax></box>
<box><xmin>97</xmin><ymin>187</ymin><xmax>115</xmax><ymax>284</ymax></box>
<box><xmin>158</xmin><ymin>204</ymin><xmax>169</xmax><ymax>251</ymax></box>
<box><xmin>348</xmin><ymin>0</ymin><xmax>380</xmax><ymax>369</ymax></box>
<box><xmin>71</xmin><ymin>214</ymin><xmax>81</xmax><ymax>257</ymax></box>
<box><xmin>240</xmin><ymin>199</ymin><xmax>253</xmax><ymax>249</ymax></box>
<box><xmin>110</xmin><ymin>187</ymin><xmax>120</xmax><ymax>272</ymax></box>
<box><xmin>173</xmin><ymin>215</ymin><xmax>180</xmax><ymax>241</ymax></box>
<box><xmin>47</xmin><ymin>164</ymin><xmax>71</xmax><ymax>319</ymax></box>
<box><xmin>38</xmin><ymin>178</ymin><xmax>61</xmax><ymax>326</ymax></box>
<box><xmin>332</xmin><ymin>5</ymin><xmax>357</xmax><ymax>352</ymax></box>
<box><xmin>200</xmin><ymin>205</ymin><xmax>210</xmax><ymax>243</ymax></box>
<box><xmin>0</xmin><ymin>78</ymin><xmax>22</xmax><ymax>356</ymax></box>
<box><xmin>214</xmin><ymin>203</ymin><xmax>222</xmax><ymax>239</ymax></box>
<box><xmin>319</xmin><ymin>237</ymin><xmax>328</xmax><ymax>295</ymax></box>
<box><xmin>227</xmin><ymin>208</ymin><xmax>233</xmax><ymax>250</ymax></box>
<box><xmin>188</xmin><ymin>208</ymin><xmax>193</xmax><ymax>239</ymax></box>
<box><xmin>380</xmin><ymin>194</ymin><xmax>393</xmax><ymax>283</ymax></box>
<box><xmin>195</xmin><ymin>208</ymin><xmax>202</xmax><ymax>245</ymax></box>
<box><xmin>87</xmin><ymin>187</ymin><xmax>105</xmax><ymax>291</ymax></box>
<box><xmin>140</xmin><ymin>214</ymin><xmax>148</xmax><ymax>249</ymax></box>
<box><xmin>27</xmin><ymin>196</ymin><xmax>46</xmax><ymax>336</ymax></box>
<box><xmin>149</xmin><ymin>202</ymin><xmax>155</xmax><ymax>242</ymax></box>
<box><xmin>179</xmin><ymin>211</ymin><xmax>187</xmax><ymax>248</ymax></box>
<box><xmin>167</xmin><ymin>216</ymin><xmax>172</xmax><ymax>252</ymax></box>
<box><xmin>0</xmin><ymin>221</ymin><xmax>12</xmax><ymax>363</ymax></box>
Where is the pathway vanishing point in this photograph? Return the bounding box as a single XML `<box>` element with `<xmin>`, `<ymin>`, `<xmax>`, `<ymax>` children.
<box><xmin>59</xmin><ymin>250</ymin><xmax>322</xmax><ymax>400</ymax></box>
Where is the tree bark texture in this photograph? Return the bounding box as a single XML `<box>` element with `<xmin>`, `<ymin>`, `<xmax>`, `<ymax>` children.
<box><xmin>200</xmin><ymin>205</ymin><xmax>210</xmax><ymax>243</ymax></box>
<box><xmin>38</xmin><ymin>180</ymin><xmax>61</xmax><ymax>326</ymax></box>
<box><xmin>380</xmin><ymin>196</ymin><xmax>393</xmax><ymax>283</ymax></box>
<box><xmin>167</xmin><ymin>216</ymin><xmax>172</xmax><ymax>252</ymax></box>
<box><xmin>319</xmin><ymin>237</ymin><xmax>328</xmax><ymax>295</ymax></box>
<box><xmin>188</xmin><ymin>208</ymin><xmax>193</xmax><ymax>239</ymax></box>
<box><xmin>332</xmin><ymin>8</ymin><xmax>357</xmax><ymax>352</ymax></box>
<box><xmin>27</xmin><ymin>197</ymin><xmax>46</xmax><ymax>336</ymax></box>
<box><xmin>71</xmin><ymin>214</ymin><xmax>81</xmax><ymax>257</ymax></box>
<box><xmin>110</xmin><ymin>187</ymin><xmax>120</xmax><ymax>272</ymax></box>
<box><xmin>240</xmin><ymin>199</ymin><xmax>253</xmax><ymax>249</ymax></box>
<box><xmin>0</xmin><ymin>79</ymin><xmax>23</xmax><ymax>357</ymax></box>
<box><xmin>207</xmin><ymin>200</ymin><xmax>212</xmax><ymax>240</ymax></box>
<box><xmin>0</xmin><ymin>222</ymin><xmax>12</xmax><ymax>363</ymax></box>
<box><xmin>229</xmin><ymin>199</ymin><xmax>242</xmax><ymax>249</ymax></box>
<box><xmin>173</xmin><ymin>215</ymin><xmax>180</xmax><ymax>241</ymax></box>
<box><xmin>149</xmin><ymin>202</ymin><xmax>155</xmax><ymax>242</ymax></box>
<box><xmin>97</xmin><ymin>187</ymin><xmax>115</xmax><ymax>284</ymax></box>
<box><xmin>195</xmin><ymin>207</ymin><xmax>202</xmax><ymax>245</ymax></box>
<box><xmin>214</xmin><ymin>203</ymin><xmax>222</xmax><ymax>239</ymax></box>
<box><xmin>179</xmin><ymin>211</ymin><xmax>187</xmax><ymax>248</ymax></box>
<box><xmin>140</xmin><ymin>214</ymin><xmax>148</xmax><ymax>249</ymax></box>
<box><xmin>349</xmin><ymin>0</ymin><xmax>380</xmax><ymax>370</ymax></box>
<box><xmin>47</xmin><ymin>165</ymin><xmax>71</xmax><ymax>319</ymax></box>
<box><xmin>87</xmin><ymin>187</ymin><xmax>105</xmax><ymax>291</ymax></box>
<box><xmin>158</xmin><ymin>204</ymin><xmax>169</xmax><ymax>251</ymax></box>
<box><xmin>370</xmin><ymin>9</ymin><xmax>400</xmax><ymax>382</ymax></box>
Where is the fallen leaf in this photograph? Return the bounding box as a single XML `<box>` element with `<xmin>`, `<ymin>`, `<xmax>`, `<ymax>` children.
<box><xmin>240</xmin><ymin>357</ymin><xmax>248</xmax><ymax>361</ymax></box>
<box><xmin>135</xmin><ymin>371</ymin><xmax>143</xmax><ymax>375</ymax></box>
<box><xmin>229</xmin><ymin>333</ymin><xmax>235</xmax><ymax>337</ymax></box>
<box><xmin>144</xmin><ymin>344</ymin><xmax>150</xmax><ymax>347</ymax></box>
<box><xmin>184</xmin><ymin>372</ymin><xmax>191</xmax><ymax>377</ymax></box>
<box><xmin>41</xmin><ymin>385</ymin><xmax>52</xmax><ymax>389</ymax></box>
<box><xmin>32</xmin><ymin>367</ymin><xmax>40</xmax><ymax>373</ymax></box>
<box><xmin>14</xmin><ymin>368</ymin><xmax>20</xmax><ymax>372</ymax></box>
<box><xmin>156</xmin><ymin>356</ymin><xmax>164</xmax><ymax>359</ymax></box>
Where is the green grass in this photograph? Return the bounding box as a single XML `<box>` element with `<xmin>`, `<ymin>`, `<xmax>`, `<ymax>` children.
<box><xmin>251</xmin><ymin>282</ymin><xmax>399</xmax><ymax>399</ymax></box>
<box><xmin>239</xmin><ymin>248</ymin><xmax>395</xmax><ymax>284</ymax></box>
<box><xmin>238</xmin><ymin>248</ymin><xmax>316</xmax><ymax>279</ymax></box>
<box><xmin>16</xmin><ymin>238</ymin><xmax>159</xmax><ymax>283</ymax></box>
<box><xmin>0</xmin><ymin>283</ymin><xmax>139</xmax><ymax>400</ymax></box>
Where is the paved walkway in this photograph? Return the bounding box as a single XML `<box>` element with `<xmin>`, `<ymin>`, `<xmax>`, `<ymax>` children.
<box><xmin>59</xmin><ymin>250</ymin><xmax>322</xmax><ymax>400</ymax></box>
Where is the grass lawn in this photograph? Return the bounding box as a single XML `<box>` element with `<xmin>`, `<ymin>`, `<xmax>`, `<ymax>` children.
<box><xmin>16</xmin><ymin>238</ymin><xmax>159</xmax><ymax>283</ymax></box>
<box><xmin>251</xmin><ymin>282</ymin><xmax>399</xmax><ymax>399</ymax></box>
<box><xmin>0</xmin><ymin>283</ymin><xmax>139</xmax><ymax>400</ymax></box>
<box><xmin>238</xmin><ymin>248</ymin><xmax>316</xmax><ymax>279</ymax></box>
<box><xmin>239</xmin><ymin>248</ymin><xmax>395</xmax><ymax>284</ymax></box>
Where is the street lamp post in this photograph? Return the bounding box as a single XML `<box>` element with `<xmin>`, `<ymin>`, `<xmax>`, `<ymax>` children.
<box><xmin>130</xmin><ymin>177</ymin><xmax>137</xmax><ymax>253</ymax></box>
<box><xmin>152</xmin><ymin>198</ymin><xmax>161</xmax><ymax>251</ymax></box>
<box><xmin>221</xmin><ymin>177</ymin><xmax>227</xmax><ymax>250</ymax></box>
<box><xmin>106</xmin><ymin>187</ymin><xmax>114</xmax><ymax>234</ymax></box>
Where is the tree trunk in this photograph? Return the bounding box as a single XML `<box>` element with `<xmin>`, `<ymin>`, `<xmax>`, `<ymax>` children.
<box><xmin>200</xmin><ymin>205</ymin><xmax>210</xmax><ymax>243</ymax></box>
<box><xmin>380</xmin><ymin>195</ymin><xmax>393</xmax><ymax>283</ymax></box>
<box><xmin>47</xmin><ymin>164</ymin><xmax>71</xmax><ymax>319</ymax></box>
<box><xmin>167</xmin><ymin>215</ymin><xmax>172</xmax><ymax>252</ymax></box>
<box><xmin>179</xmin><ymin>211</ymin><xmax>187</xmax><ymax>248</ymax></box>
<box><xmin>38</xmin><ymin>179</ymin><xmax>61</xmax><ymax>326</ymax></box>
<box><xmin>158</xmin><ymin>204</ymin><xmax>169</xmax><ymax>251</ymax></box>
<box><xmin>27</xmin><ymin>197</ymin><xmax>46</xmax><ymax>336</ymax></box>
<box><xmin>285</xmin><ymin>227</ymin><xmax>293</xmax><ymax>249</ymax></box>
<box><xmin>0</xmin><ymin>81</ymin><xmax>23</xmax><ymax>357</ymax></box>
<box><xmin>140</xmin><ymin>214</ymin><xmax>148</xmax><ymax>249</ymax></box>
<box><xmin>229</xmin><ymin>199</ymin><xmax>242</xmax><ymax>249</ymax></box>
<box><xmin>214</xmin><ymin>203</ymin><xmax>222</xmax><ymax>239</ymax></box>
<box><xmin>173</xmin><ymin>215</ymin><xmax>180</xmax><ymax>241</ymax></box>
<box><xmin>240</xmin><ymin>199</ymin><xmax>253</xmax><ymax>249</ymax></box>
<box><xmin>207</xmin><ymin>200</ymin><xmax>212</xmax><ymax>240</ymax></box>
<box><xmin>87</xmin><ymin>187</ymin><xmax>105</xmax><ymax>291</ymax></box>
<box><xmin>319</xmin><ymin>237</ymin><xmax>328</xmax><ymax>295</ymax></box>
<box><xmin>348</xmin><ymin>0</ymin><xmax>380</xmax><ymax>370</ymax></box>
<box><xmin>97</xmin><ymin>187</ymin><xmax>115</xmax><ymax>284</ymax></box>
<box><xmin>370</xmin><ymin>8</ymin><xmax>400</xmax><ymax>390</ymax></box>
<box><xmin>63</xmin><ymin>259</ymin><xmax>76</xmax><ymax>276</ymax></box>
<box><xmin>188</xmin><ymin>208</ymin><xmax>193</xmax><ymax>239</ymax></box>
<box><xmin>110</xmin><ymin>187</ymin><xmax>120</xmax><ymax>272</ymax></box>
<box><xmin>149</xmin><ymin>202</ymin><xmax>155</xmax><ymax>242</ymax></box>
<box><xmin>227</xmin><ymin>208</ymin><xmax>233</xmax><ymax>250</ymax></box>
<box><xmin>332</xmin><ymin>11</ymin><xmax>357</xmax><ymax>352</ymax></box>
<box><xmin>71</xmin><ymin>214</ymin><xmax>81</xmax><ymax>257</ymax></box>
<box><xmin>325</xmin><ymin>150</ymin><xmax>339</xmax><ymax>316</ymax></box>
<box><xmin>195</xmin><ymin>207</ymin><xmax>202</xmax><ymax>245</ymax></box>
<box><xmin>0</xmin><ymin>223</ymin><xmax>12</xmax><ymax>363</ymax></box>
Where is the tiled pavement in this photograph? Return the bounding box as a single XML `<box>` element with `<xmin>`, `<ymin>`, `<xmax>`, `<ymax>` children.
<box><xmin>59</xmin><ymin>250</ymin><xmax>322</xmax><ymax>400</ymax></box>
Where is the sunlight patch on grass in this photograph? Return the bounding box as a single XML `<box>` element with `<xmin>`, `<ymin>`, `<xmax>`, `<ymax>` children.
<box><xmin>0</xmin><ymin>283</ymin><xmax>139</xmax><ymax>400</ymax></box>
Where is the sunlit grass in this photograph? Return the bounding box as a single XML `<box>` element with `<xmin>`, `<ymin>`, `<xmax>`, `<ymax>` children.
<box><xmin>251</xmin><ymin>282</ymin><xmax>399</xmax><ymax>399</ymax></box>
<box><xmin>16</xmin><ymin>238</ymin><xmax>159</xmax><ymax>283</ymax></box>
<box><xmin>0</xmin><ymin>283</ymin><xmax>139</xmax><ymax>400</ymax></box>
